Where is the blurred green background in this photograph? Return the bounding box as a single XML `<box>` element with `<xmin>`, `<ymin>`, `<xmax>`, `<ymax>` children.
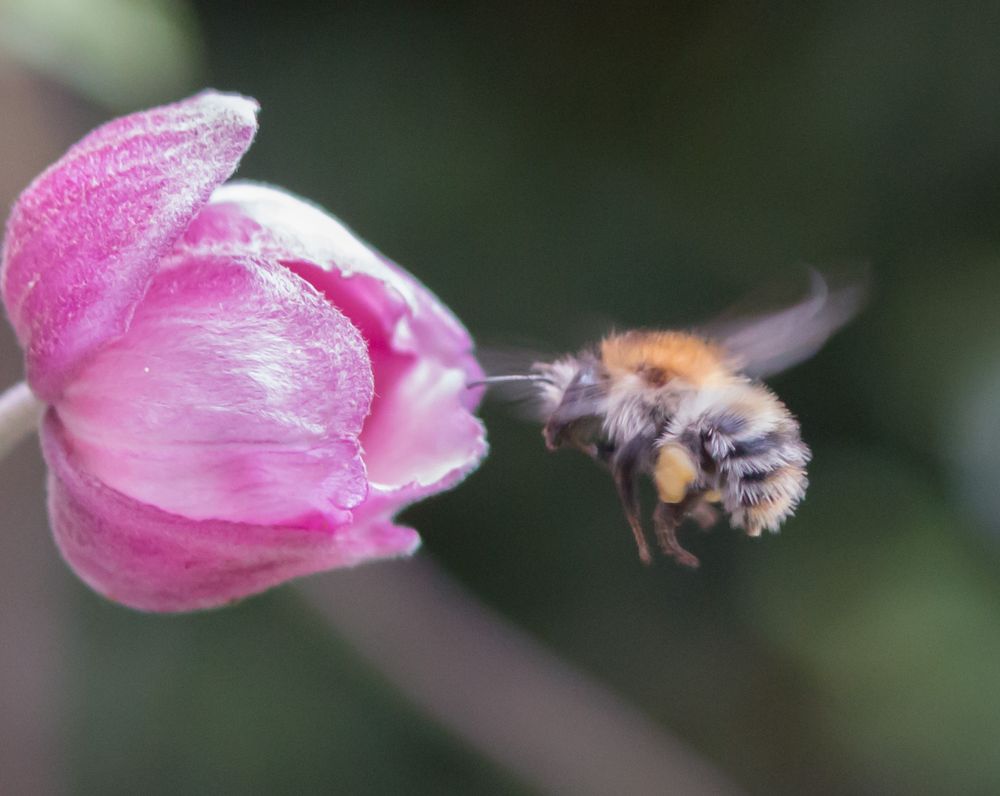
<box><xmin>4</xmin><ymin>1</ymin><xmax>1000</xmax><ymax>794</ymax></box>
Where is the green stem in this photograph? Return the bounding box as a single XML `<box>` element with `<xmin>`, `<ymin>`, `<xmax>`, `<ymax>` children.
<box><xmin>0</xmin><ymin>381</ymin><xmax>43</xmax><ymax>460</ymax></box>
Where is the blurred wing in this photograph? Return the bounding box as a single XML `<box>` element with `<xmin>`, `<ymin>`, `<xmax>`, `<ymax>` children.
<box><xmin>700</xmin><ymin>271</ymin><xmax>867</xmax><ymax>379</ymax></box>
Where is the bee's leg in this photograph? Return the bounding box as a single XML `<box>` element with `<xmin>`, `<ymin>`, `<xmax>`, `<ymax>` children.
<box><xmin>690</xmin><ymin>502</ymin><xmax>720</xmax><ymax>531</ymax></box>
<box><xmin>690</xmin><ymin>491</ymin><xmax>722</xmax><ymax>531</ymax></box>
<box><xmin>612</xmin><ymin>469</ymin><xmax>653</xmax><ymax>565</ymax></box>
<box><xmin>610</xmin><ymin>442</ymin><xmax>653</xmax><ymax>565</ymax></box>
<box><xmin>652</xmin><ymin>442</ymin><xmax>707</xmax><ymax>559</ymax></box>
<box><xmin>653</xmin><ymin>444</ymin><xmax>698</xmax><ymax>504</ymax></box>
<box><xmin>653</xmin><ymin>500</ymin><xmax>700</xmax><ymax>569</ymax></box>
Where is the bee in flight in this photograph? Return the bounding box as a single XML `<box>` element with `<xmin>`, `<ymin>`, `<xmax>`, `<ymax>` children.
<box><xmin>474</xmin><ymin>274</ymin><xmax>864</xmax><ymax>568</ymax></box>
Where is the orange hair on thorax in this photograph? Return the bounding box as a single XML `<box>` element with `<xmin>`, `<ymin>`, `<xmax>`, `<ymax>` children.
<box><xmin>600</xmin><ymin>331</ymin><xmax>726</xmax><ymax>386</ymax></box>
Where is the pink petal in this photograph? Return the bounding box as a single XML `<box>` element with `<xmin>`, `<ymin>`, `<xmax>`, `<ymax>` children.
<box><xmin>181</xmin><ymin>183</ymin><xmax>488</xmax><ymax>510</ymax></box>
<box><xmin>183</xmin><ymin>182</ymin><xmax>476</xmax><ymax>360</ymax></box>
<box><xmin>1</xmin><ymin>91</ymin><xmax>258</xmax><ymax>401</ymax></box>
<box><xmin>41</xmin><ymin>411</ymin><xmax>419</xmax><ymax>612</ymax></box>
<box><xmin>55</xmin><ymin>253</ymin><xmax>372</xmax><ymax>528</ymax></box>
<box><xmin>358</xmin><ymin>347</ymin><xmax>488</xmax><ymax>497</ymax></box>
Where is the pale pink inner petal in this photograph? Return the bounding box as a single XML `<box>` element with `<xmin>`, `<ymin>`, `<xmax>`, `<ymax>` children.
<box><xmin>188</xmin><ymin>182</ymin><xmax>476</xmax><ymax>360</ymax></box>
<box><xmin>56</xmin><ymin>254</ymin><xmax>372</xmax><ymax>527</ymax></box>
<box><xmin>288</xmin><ymin>263</ymin><xmax>487</xmax><ymax>493</ymax></box>
<box><xmin>184</xmin><ymin>182</ymin><xmax>421</xmax><ymax>310</ymax></box>
<box><xmin>1</xmin><ymin>91</ymin><xmax>258</xmax><ymax>401</ymax></box>
<box><xmin>362</xmin><ymin>350</ymin><xmax>484</xmax><ymax>488</ymax></box>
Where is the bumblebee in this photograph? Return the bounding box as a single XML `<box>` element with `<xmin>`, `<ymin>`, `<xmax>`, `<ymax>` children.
<box><xmin>479</xmin><ymin>274</ymin><xmax>863</xmax><ymax>567</ymax></box>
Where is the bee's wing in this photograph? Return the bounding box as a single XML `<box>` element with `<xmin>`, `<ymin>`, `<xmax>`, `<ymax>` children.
<box><xmin>700</xmin><ymin>271</ymin><xmax>867</xmax><ymax>379</ymax></box>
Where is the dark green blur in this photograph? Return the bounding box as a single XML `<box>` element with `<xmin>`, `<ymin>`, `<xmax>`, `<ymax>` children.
<box><xmin>17</xmin><ymin>3</ymin><xmax>1000</xmax><ymax>794</ymax></box>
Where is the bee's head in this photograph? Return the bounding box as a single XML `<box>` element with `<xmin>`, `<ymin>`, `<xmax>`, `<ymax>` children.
<box><xmin>465</xmin><ymin>350</ymin><xmax>611</xmax><ymax>454</ymax></box>
<box><xmin>531</xmin><ymin>353</ymin><xmax>609</xmax><ymax>453</ymax></box>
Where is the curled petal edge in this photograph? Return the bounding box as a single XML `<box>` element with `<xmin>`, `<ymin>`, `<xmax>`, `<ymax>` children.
<box><xmin>2</xmin><ymin>91</ymin><xmax>258</xmax><ymax>401</ymax></box>
<box><xmin>184</xmin><ymin>181</ymin><xmax>475</xmax><ymax>359</ymax></box>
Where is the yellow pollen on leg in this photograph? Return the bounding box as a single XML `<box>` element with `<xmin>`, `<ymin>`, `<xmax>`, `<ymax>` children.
<box><xmin>654</xmin><ymin>444</ymin><xmax>697</xmax><ymax>504</ymax></box>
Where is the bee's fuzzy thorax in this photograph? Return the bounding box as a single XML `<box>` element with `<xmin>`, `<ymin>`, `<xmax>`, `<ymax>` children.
<box><xmin>598</xmin><ymin>331</ymin><xmax>732</xmax><ymax>449</ymax></box>
<box><xmin>600</xmin><ymin>331</ymin><xmax>727</xmax><ymax>387</ymax></box>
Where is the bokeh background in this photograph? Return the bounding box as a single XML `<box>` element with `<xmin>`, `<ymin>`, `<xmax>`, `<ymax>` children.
<box><xmin>4</xmin><ymin>2</ymin><xmax>1000</xmax><ymax>794</ymax></box>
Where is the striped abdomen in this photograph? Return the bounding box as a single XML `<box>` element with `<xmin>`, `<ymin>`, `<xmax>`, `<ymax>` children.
<box><xmin>659</xmin><ymin>382</ymin><xmax>811</xmax><ymax>536</ymax></box>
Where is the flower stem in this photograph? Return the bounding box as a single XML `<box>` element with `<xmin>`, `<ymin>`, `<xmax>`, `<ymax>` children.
<box><xmin>299</xmin><ymin>558</ymin><xmax>741</xmax><ymax>796</ymax></box>
<box><xmin>0</xmin><ymin>381</ymin><xmax>43</xmax><ymax>460</ymax></box>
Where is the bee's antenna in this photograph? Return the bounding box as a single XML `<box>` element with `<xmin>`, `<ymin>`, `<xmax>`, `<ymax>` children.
<box><xmin>466</xmin><ymin>374</ymin><xmax>553</xmax><ymax>389</ymax></box>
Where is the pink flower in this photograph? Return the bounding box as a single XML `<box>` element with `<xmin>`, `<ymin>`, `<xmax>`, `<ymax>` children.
<box><xmin>1</xmin><ymin>91</ymin><xmax>487</xmax><ymax>611</ymax></box>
